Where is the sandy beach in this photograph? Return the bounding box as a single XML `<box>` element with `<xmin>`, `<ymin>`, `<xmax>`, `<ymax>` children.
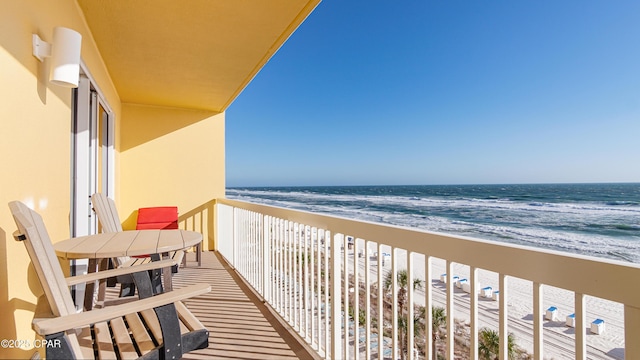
<box><xmin>352</xmin><ymin>245</ymin><xmax>625</xmax><ymax>359</ymax></box>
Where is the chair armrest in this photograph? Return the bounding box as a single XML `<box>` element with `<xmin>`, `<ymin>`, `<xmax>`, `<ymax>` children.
<box><xmin>32</xmin><ymin>283</ymin><xmax>211</xmax><ymax>335</ymax></box>
<box><xmin>65</xmin><ymin>259</ymin><xmax>177</xmax><ymax>286</ymax></box>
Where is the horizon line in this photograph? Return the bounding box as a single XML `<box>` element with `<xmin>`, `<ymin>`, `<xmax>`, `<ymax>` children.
<box><xmin>226</xmin><ymin>181</ymin><xmax>640</xmax><ymax>188</ymax></box>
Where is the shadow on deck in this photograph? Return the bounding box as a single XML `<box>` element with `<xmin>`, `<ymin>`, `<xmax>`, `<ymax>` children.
<box><xmin>170</xmin><ymin>251</ymin><xmax>317</xmax><ymax>360</ymax></box>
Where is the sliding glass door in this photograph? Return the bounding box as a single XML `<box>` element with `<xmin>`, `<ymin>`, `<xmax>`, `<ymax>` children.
<box><xmin>72</xmin><ymin>74</ymin><xmax>114</xmax><ymax>237</ymax></box>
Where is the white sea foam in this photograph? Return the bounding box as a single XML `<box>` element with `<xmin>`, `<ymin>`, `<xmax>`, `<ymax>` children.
<box><xmin>227</xmin><ymin>188</ymin><xmax>640</xmax><ymax>263</ymax></box>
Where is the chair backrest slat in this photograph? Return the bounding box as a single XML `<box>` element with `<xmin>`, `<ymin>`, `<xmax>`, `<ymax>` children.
<box><xmin>91</xmin><ymin>193</ymin><xmax>123</xmax><ymax>232</ymax></box>
<box><xmin>9</xmin><ymin>201</ymin><xmax>84</xmax><ymax>357</ymax></box>
<box><xmin>9</xmin><ymin>202</ymin><xmax>77</xmax><ymax>316</ymax></box>
<box><xmin>91</xmin><ymin>193</ymin><xmax>129</xmax><ymax>266</ymax></box>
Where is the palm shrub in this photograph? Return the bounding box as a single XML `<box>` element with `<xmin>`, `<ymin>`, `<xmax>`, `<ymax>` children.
<box><xmin>383</xmin><ymin>269</ymin><xmax>423</xmax><ymax>360</ymax></box>
<box><xmin>478</xmin><ymin>327</ymin><xmax>517</xmax><ymax>360</ymax></box>
<box><xmin>398</xmin><ymin>307</ymin><xmax>427</xmax><ymax>358</ymax></box>
<box><xmin>431</xmin><ymin>306</ymin><xmax>446</xmax><ymax>359</ymax></box>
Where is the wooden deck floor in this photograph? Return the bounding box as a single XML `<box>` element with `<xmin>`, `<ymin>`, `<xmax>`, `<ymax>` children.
<box><xmin>165</xmin><ymin>251</ymin><xmax>317</xmax><ymax>360</ymax></box>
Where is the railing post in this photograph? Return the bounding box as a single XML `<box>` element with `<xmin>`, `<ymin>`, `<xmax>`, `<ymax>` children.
<box><xmin>391</xmin><ymin>247</ymin><xmax>398</xmax><ymax>360</ymax></box>
<box><xmin>470</xmin><ymin>266</ymin><xmax>478</xmax><ymax>360</ymax></box>
<box><xmin>499</xmin><ymin>273</ymin><xmax>508</xmax><ymax>360</ymax></box>
<box><xmin>304</xmin><ymin>225</ymin><xmax>310</xmax><ymax>340</ymax></box>
<box><xmin>263</xmin><ymin>215</ymin><xmax>270</xmax><ymax>303</ymax></box>
<box><xmin>231</xmin><ymin>207</ymin><xmax>237</xmax><ymax>269</ymax></box>
<box><xmin>446</xmin><ymin>261</ymin><xmax>454</xmax><ymax>360</ymax></box>
<box><xmin>377</xmin><ymin>242</ymin><xmax>384</xmax><ymax>359</ymax></box>
<box><xmin>407</xmin><ymin>251</ymin><xmax>414</xmax><ymax>360</ymax></box>
<box><xmin>364</xmin><ymin>240</ymin><xmax>371</xmax><ymax>360</ymax></box>
<box><xmin>353</xmin><ymin>238</ymin><xmax>360</xmax><ymax>360</ymax></box>
<box><xmin>292</xmin><ymin>223</ymin><xmax>299</xmax><ymax>332</ymax></box>
<box><xmin>287</xmin><ymin>221</ymin><xmax>293</xmax><ymax>323</ymax></box>
<box><xmin>331</xmin><ymin>233</ymin><xmax>343</xmax><ymax>360</ymax></box>
<box><xmin>257</xmin><ymin>212</ymin><xmax>263</xmax><ymax>294</ymax></box>
<box><xmin>425</xmin><ymin>255</ymin><xmax>432</xmax><ymax>360</ymax></box>
<box><xmin>324</xmin><ymin>231</ymin><xmax>331</xmax><ymax>357</ymax></box>
<box><xmin>343</xmin><ymin>234</ymin><xmax>349</xmax><ymax>359</ymax></box>
<box><xmin>625</xmin><ymin>305</ymin><xmax>640</xmax><ymax>359</ymax></box>
<box><xmin>298</xmin><ymin>224</ymin><xmax>304</xmax><ymax>334</ymax></box>
<box><xmin>533</xmin><ymin>282</ymin><xmax>543</xmax><ymax>360</ymax></box>
<box><xmin>316</xmin><ymin>229</ymin><xmax>322</xmax><ymax>350</ymax></box>
<box><xmin>575</xmin><ymin>292</ymin><xmax>586</xmax><ymax>360</ymax></box>
<box><xmin>311</xmin><ymin>226</ymin><xmax>316</xmax><ymax>345</ymax></box>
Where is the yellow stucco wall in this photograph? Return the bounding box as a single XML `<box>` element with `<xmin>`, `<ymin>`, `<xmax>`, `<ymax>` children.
<box><xmin>0</xmin><ymin>1</ymin><xmax>120</xmax><ymax>358</ymax></box>
<box><xmin>118</xmin><ymin>104</ymin><xmax>225</xmax><ymax>251</ymax></box>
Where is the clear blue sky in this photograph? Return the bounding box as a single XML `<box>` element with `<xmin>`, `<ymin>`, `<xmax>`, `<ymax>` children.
<box><xmin>226</xmin><ymin>1</ymin><xmax>640</xmax><ymax>187</ymax></box>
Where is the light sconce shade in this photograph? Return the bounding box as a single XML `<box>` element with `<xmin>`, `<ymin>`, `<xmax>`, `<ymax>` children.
<box><xmin>32</xmin><ymin>27</ymin><xmax>82</xmax><ymax>88</ymax></box>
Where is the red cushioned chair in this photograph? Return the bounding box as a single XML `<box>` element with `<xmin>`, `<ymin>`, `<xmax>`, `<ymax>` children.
<box><xmin>136</xmin><ymin>207</ymin><xmax>201</xmax><ymax>267</ymax></box>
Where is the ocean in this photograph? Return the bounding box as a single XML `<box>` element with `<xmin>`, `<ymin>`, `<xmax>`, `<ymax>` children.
<box><xmin>226</xmin><ymin>183</ymin><xmax>640</xmax><ymax>264</ymax></box>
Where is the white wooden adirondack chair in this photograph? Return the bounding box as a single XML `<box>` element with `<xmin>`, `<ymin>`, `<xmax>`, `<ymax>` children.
<box><xmin>91</xmin><ymin>193</ymin><xmax>185</xmax><ymax>297</ymax></box>
<box><xmin>9</xmin><ymin>201</ymin><xmax>210</xmax><ymax>360</ymax></box>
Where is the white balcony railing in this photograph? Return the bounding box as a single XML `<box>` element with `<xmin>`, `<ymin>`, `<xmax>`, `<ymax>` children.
<box><xmin>215</xmin><ymin>198</ymin><xmax>640</xmax><ymax>360</ymax></box>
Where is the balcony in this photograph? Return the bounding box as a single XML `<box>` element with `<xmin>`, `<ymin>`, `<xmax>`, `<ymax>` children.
<box><xmin>208</xmin><ymin>198</ymin><xmax>640</xmax><ymax>360</ymax></box>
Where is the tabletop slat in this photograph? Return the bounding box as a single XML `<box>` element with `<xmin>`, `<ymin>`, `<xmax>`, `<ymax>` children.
<box><xmin>96</xmin><ymin>231</ymin><xmax>139</xmax><ymax>258</ymax></box>
<box><xmin>55</xmin><ymin>233</ymin><xmax>117</xmax><ymax>259</ymax></box>
<box><xmin>54</xmin><ymin>230</ymin><xmax>203</xmax><ymax>260</ymax></box>
<box><xmin>128</xmin><ymin>230</ymin><xmax>160</xmax><ymax>257</ymax></box>
<box><xmin>181</xmin><ymin>231</ymin><xmax>202</xmax><ymax>248</ymax></box>
<box><xmin>157</xmin><ymin>230</ymin><xmax>181</xmax><ymax>254</ymax></box>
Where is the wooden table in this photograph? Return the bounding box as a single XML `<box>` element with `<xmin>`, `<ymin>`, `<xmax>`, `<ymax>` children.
<box><xmin>54</xmin><ymin>229</ymin><xmax>202</xmax><ymax>309</ymax></box>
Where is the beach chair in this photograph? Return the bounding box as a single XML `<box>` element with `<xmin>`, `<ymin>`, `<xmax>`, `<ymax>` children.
<box><xmin>9</xmin><ymin>201</ymin><xmax>210</xmax><ymax>360</ymax></box>
<box><xmin>545</xmin><ymin>306</ymin><xmax>558</xmax><ymax>321</ymax></box>
<box><xmin>566</xmin><ymin>313</ymin><xmax>575</xmax><ymax>327</ymax></box>
<box><xmin>591</xmin><ymin>318</ymin><xmax>605</xmax><ymax>334</ymax></box>
<box><xmin>457</xmin><ymin>278</ymin><xmax>468</xmax><ymax>289</ymax></box>
<box><xmin>481</xmin><ymin>286</ymin><xmax>493</xmax><ymax>298</ymax></box>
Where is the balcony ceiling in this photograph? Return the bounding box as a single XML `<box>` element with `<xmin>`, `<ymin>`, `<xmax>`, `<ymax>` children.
<box><xmin>77</xmin><ymin>0</ymin><xmax>319</xmax><ymax>112</ymax></box>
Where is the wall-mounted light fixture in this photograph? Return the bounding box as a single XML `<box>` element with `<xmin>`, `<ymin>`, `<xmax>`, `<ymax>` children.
<box><xmin>32</xmin><ymin>27</ymin><xmax>82</xmax><ymax>88</ymax></box>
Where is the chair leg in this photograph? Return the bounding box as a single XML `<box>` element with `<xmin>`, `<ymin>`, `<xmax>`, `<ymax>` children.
<box><xmin>196</xmin><ymin>243</ymin><xmax>202</xmax><ymax>267</ymax></box>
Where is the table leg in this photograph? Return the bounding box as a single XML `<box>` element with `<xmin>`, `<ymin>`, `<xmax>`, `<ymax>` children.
<box><xmin>95</xmin><ymin>258</ymin><xmax>109</xmax><ymax>307</ymax></box>
<box><xmin>162</xmin><ymin>252</ymin><xmax>173</xmax><ymax>292</ymax></box>
<box><xmin>149</xmin><ymin>253</ymin><xmax>164</xmax><ymax>294</ymax></box>
<box><xmin>83</xmin><ymin>259</ymin><xmax>98</xmax><ymax>311</ymax></box>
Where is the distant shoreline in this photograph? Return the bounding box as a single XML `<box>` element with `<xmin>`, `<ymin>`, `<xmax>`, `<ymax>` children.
<box><xmin>227</xmin><ymin>181</ymin><xmax>640</xmax><ymax>189</ymax></box>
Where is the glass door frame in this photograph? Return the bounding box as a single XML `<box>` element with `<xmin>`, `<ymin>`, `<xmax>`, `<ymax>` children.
<box><xmin>71</xmin><ymin>65</ymin><xmax>115</xmax><ymax>238</ymax></box>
